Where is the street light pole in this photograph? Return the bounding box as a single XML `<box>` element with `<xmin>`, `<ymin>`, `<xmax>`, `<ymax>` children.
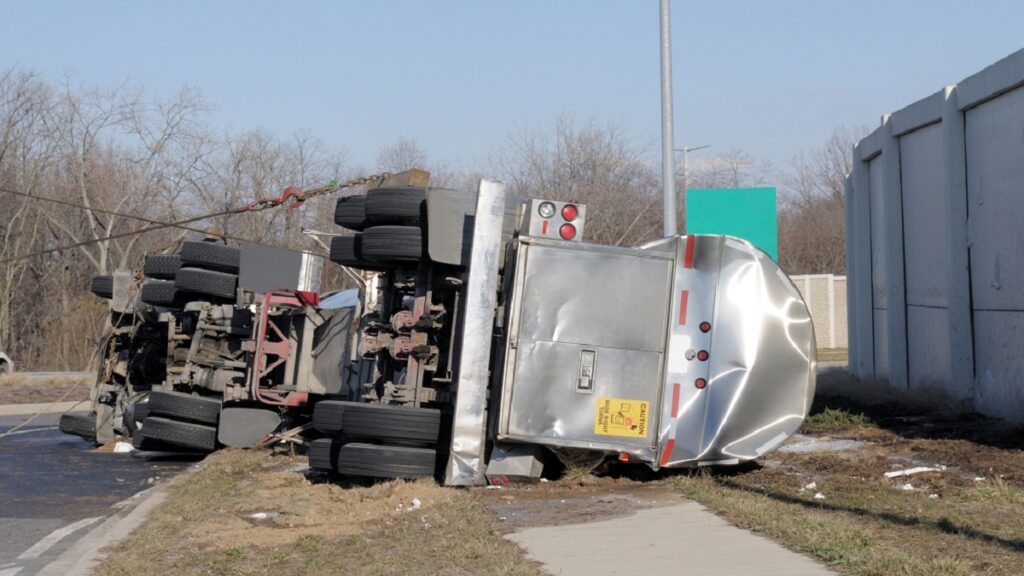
<box><xmin>659</xmin><ymin>0</ymin><xmax>677</xmax><ymax>237</ymax></box>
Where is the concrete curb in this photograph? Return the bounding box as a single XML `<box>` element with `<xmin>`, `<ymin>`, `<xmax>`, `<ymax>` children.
<box><xmin>0</xmin><ymin>401</ymin><xmax>89</xmax><ymax>417</ymax></box>
<box><xmin>37</xmin><ymin>458</ymin><xmax>207</xmax><ymax>576</ymax></box>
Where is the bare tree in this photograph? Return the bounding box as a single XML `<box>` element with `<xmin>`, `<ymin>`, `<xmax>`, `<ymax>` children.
<box><xmin>376</xmin><ymin>137</ymin><xmax>428</xmax><ymax>174</ymax></box>
<box><xmin>492</xmin><ymin>115</ymin><xmax>662</xmax><ymax>246</ymax></box>
<box><xmin>777</xmin><ymin>126</ymin><xmax>869</xmax><ymax>274</ymax></box>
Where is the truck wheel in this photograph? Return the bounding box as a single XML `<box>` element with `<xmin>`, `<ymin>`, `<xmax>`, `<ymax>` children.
<box><xmin>360</xmin><ymin>226</ymin><xmax>424</xmax><ymax>263</ymax></box>
<box><xmin>179</xmin><ymin>241</ymin><xmax>240</xmax><ymax>274</ymax></box>
<box><xmin>365</xmin><ymin>188</ymin><xmax>427</xmax><ymax>225</ymax></box>
<box><xmin>329</xmin><ymin>235</ymin><xmax>386</xmax><ymax>271</ymax></box>
<box><xmin>140</xmin><ymin>280</ymin><xmax>187</xmax><ymax>306</ymax></box>
<box><xmin>307</xmin><ymin>437</ymin><xmax>335</xmax><ymax>471</ymax></box>
<box><xmin>336</xmin><ymin>442</ymin><xmax>436</xmax><ymax>479</ymax></box>
<box><xmin>141</xmin><ymin>416</ymin><xmax>218</xmax><ymax>451</ymax></box>
<box><xmin>313</xmin><ymin>401</ymin><xmax>440</xmax><ymax>445</ymax></box>
<box><xmin>131</xmin><ymin>431</ymin><xmax>202</xmax><ymax>453</ymax></box>
<box><xmin>175</xmin><ymin>268</ymin><xmax>237</xmax><ymax>300</ymax></box>
<box><xmin>143</xmin><ymin>254</ymin><xmax>180</xmax><ymax>279</ymax></box>
<box><xmin>59</xmin><ymin>412</ymin><xmax>96</xmax><ymax>440</ymax></box>
<box><xmin>90</xmin><ymin>275</ymin><xmax>113</xmax><ymax>299</ymax></box>
<box><xmin>148</xmin><ymin>390</ymin><xmax>222</xmax><ymax>425</ymax></box>
<box><xmin>334</xmin><ymin>196</ymin><xmax>372</xmax><ymax>231</ymax></box>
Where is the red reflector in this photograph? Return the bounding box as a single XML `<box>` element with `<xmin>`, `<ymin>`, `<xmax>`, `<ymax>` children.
<box><xmin>699</xmin><ymin>321</ymin><xmax>711</xmax><ymax>333</ymax></box>
<box><xmin>618</xmin><ymin>453</ymin><xmax>630</xmax><ymax>462</ymax></box>
<box><xmin>697</xmin><ymin>350</ymin><xmax>709</xmax><ymax>361</ymax></box>
<box><xmin>561</xmin><ymin>204</ymin><xmax>578</xmax><ymax>221</ymax></box>
<box><xmin>559</xmin><ymin>223</ymin><xmax>577</xmax><ymax>240</ymax></box>
<box><xmin>695</xmin><ymin>378</ymin><xmax>707</xmax><ymax>389</ymax></box>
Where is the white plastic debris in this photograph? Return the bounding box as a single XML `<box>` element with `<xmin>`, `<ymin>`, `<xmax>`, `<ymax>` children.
<box><xmin>973</xmin><ymin>477</ymin><xmax>985</xmax><ymax>482</ymax></box>
<box><xmin>486</xmin><ymin>485</ymin><xmax>502</xmax><ymax>490</ymax></box>
<box><xmin>248</xmin><ymin>512</ymin><xmax>278</xmax><ymax>521</ymax></box>
<box><xmin>539</xmin><ymin>478</ymin><xmax>550</xmax><ymax>483</ymax></box>
<box><xmin>899</xmin><ymin>483</ymin><xmax>914</xmax><ymax>491</ymax></box>
<box><xmin>409</xmin><ymin>498</ymin><xmax>422</xmax><ymax>511</ymax></box>
<box><xmin>929</xmin><ymin>494</ymin><xmax>940</xmax><ymax>499</ymax></box>
<box><xmin>804</xmin><ymin>482</ymin><xmax>817</xmax><ymax>491</ymax></box>
<box><xmin>113</xmin><ymin>441</ymin><xmax>134</xmax><ymax>453</ymax></box>
<box><xmin>813</xmin><ymin>492</ymin><xmax>826</xmax><ymax>500</ymax></box>
<box><xmin>883</xmin><ymin>465</ymin><xmax>946</xmax><ymax>479</ymax></box>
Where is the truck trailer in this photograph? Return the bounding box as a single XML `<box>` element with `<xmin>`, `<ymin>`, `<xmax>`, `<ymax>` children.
<box><xmin>66</xmin><ymin>171</ymin><xmax>816</xmax><ymax>486</ymax></box>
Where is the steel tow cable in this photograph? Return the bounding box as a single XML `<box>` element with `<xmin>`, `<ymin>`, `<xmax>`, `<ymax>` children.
<box><xmin>0</xmin><ymin>173</ymin><xmax>389</xmax><ymax>265</ymax></box>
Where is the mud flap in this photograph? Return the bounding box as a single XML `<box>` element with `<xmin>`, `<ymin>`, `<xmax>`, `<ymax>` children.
<box><xmin>217</xmin><ymin>407</ymin><xmax>282</xmax><ymax>447</ymax></box>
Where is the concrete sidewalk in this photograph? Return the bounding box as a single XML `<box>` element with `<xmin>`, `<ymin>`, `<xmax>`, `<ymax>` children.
<box><xmin>508</xmin><ymin>501</ymin><xmax>835</xmax><ymax>576</ymax></box>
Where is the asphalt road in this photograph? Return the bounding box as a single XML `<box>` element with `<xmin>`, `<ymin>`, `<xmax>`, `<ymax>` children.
<box><xmin>0</xmin><ymin>412</ymin><xmax>189</xmax><ymax>575</ymax></box>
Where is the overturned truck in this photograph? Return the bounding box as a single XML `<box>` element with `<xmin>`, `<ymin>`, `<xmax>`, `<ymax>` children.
<box><xmin>66</xmin><ymin>171</ymin><xmax>816</xmax><ymax>485</ymax></box>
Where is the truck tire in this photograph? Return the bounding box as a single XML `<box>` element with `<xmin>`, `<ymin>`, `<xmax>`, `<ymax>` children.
<box><xmin>329</xmin><ymin>235</ymin><xmax>385</xmax><ymax>271</ymax></box>
<box><xmin>143</xmin><ymin>254</ymin><xmax>180</xmax><ymax>279</ymax></box>
<box><xmin>179</xmin><ymin>241</ymin><xmax>240</xmax><ymax>273</ymax></box>
<box><xmin>175</xmin><ymin>268</ymin><xmax>237</xmax><ymax>300</ymax></box>
<box><xmin>336</xmin><ymin>442</ymin><xmax>436</xmax><ymax>479</ymax></box>
<box><xmin>334</xmin><ymin>196</ymin><xmax>372</xmax><ymax>231</ymax></box>
<box><xmin>307</xmin><ymin>437</ymin><xmax>335</xmax><ymax>471</ymax></box>
<box><xmin>148</xmin><ymin>390</ymin><xmax>222</xmax><ymax>425</ymax></box>
<box><xmin>141</xmin><ymin>416</ymin><xmax>218</xmax><ymax>451</ymax></box>
<box><xmin>140</xmin><ymin>280</ymin><xmax>187</xmax><ymax>306</ymax></box>
<box><xmin>313</xmin><ymin>401</ymin><xmax>440</xmax><ymax>444</ymax></box>
<box><xmin>131</xmin><ymin>431</ymin><xmax>202</xmax><ymax>453</ymax></box>
<box><xmin>90</xmin><ymin>275</ymin><xmax>113</xmax><ymax>299</ymax></box>
<box><xmin>360</xmin><ymin>226</ymin><xmax>424</xmax><ymax>263</ymax></box>
<box><xmin>59</xmin><ymin>412</ymin><xmax>96</xmax><ymax>440</ymax></box>
<box><xmin>365</xmin><ymin>188</ymin><xmax>427</xmax><ymax>225</ymax></box>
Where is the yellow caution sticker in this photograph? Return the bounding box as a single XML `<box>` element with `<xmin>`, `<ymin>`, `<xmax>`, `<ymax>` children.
<box><xmin>594</xmin><ymin>397</ymin><xmax>649</xmax><ymax>438</ymax></box>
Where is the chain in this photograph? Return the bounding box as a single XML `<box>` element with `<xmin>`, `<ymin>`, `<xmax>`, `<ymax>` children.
<box><xmin>239</xmin><ymin>173</ymin><xmax>389</xmax><ymax>212</ymax></box>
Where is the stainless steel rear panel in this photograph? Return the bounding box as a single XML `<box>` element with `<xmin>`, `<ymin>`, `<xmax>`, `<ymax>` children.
<box><xmin>498</xmin><ymin>238</ymin><xmax>674</xmax><ymax>458</ymax></box>
<box><xmin>498</xmin><ymin>234</ymin><xmax>815</xmax><ymax>468</ymax></box>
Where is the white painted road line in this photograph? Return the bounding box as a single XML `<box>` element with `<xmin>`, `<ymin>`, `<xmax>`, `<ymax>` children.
<box><xmin>1</xmin><ymin>426</ymin><xmax>58</xmax><ymax>437</ymax></box>
<box><xmin>17</xmin><ymin>517</ymin><xmax>102</xmax><ymax>560</ymax></box>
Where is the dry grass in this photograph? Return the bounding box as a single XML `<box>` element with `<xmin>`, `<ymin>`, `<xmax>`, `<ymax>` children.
<box><xmin>97</xmin><ymin>449</ymin><xmax>544</xmax><ymax>576</ymax></box>
<box><xmin>667</xmin><ymin>371</ymin><xmax>1024</xmax><ymax>576</ymax></box>
<box><xmin>0</xmin><ymin>373</ymin><xmax>90</xmax><ymax>404</ymax></box>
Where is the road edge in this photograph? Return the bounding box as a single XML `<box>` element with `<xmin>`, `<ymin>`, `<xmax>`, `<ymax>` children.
<box><xmin>36</xmin><ymin>457</ymin><xmax>207</xmax><ymax>576</ymax></box>
<box><xmin>0</xmin><ymin>401</ymin><xmax>89</xmax><ymax>417</ymax></box>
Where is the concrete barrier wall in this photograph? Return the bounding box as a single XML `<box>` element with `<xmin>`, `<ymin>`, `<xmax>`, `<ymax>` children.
<box><xmin>790</xmin><ymin>274</ymin><xmax>847</xmax><ymax>350</ymax></box>
<box><xmin>846</xmin><ymin>48</ymin><xmax>1024</xmax><ymax>421</ymax></box>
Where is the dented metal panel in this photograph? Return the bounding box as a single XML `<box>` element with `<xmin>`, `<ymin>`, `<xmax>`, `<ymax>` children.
<box><xmin>498</xmin><ymin>234</ymin><xmax>815</xmax><ymax>468</ymax></box>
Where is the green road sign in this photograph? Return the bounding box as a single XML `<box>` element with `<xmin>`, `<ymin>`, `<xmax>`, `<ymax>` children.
<box><xmin>685</xmin><ymin>187</ymin><xmax>778</xmax><ymax>261</ymax></box>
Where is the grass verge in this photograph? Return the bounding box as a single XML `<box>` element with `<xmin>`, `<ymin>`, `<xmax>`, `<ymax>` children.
<box><xmin>97</xmin><ymin>449</ymin><xmax>544</xmax><ymax>576</ymax></box>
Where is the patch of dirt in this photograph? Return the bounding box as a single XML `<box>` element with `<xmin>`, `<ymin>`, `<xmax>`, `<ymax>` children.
<box><xmin>478</xmin><ymin>481</ymin><xmax>681</xmax><ymax>530</ymax></box>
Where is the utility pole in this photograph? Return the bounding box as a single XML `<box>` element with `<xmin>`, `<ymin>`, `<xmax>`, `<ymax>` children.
<box><xmin>659</xmin><ymin>0</ymin><xmax>677</xmax><ymax>237</ymax></box>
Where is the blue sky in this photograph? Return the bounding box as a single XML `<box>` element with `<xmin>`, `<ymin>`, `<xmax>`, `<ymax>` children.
<box><xmin>2</xmin><ymin>1</ymin><xmax>1022</xmax><ymax>174</ymax></box>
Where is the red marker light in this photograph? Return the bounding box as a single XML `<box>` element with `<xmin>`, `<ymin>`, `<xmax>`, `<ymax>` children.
<box><xmin>699</xmin><ymin>321</ymin><xmax>711</xmax><ymax>333</ymax></box>
<box><xmin>697</xmin><ymin>350</ymin><xmax>709</xmax><ymax>361</ymax></box>
<box><xmin>695</xmin><ymin>378</ymin><xmax>707</xmax><ymax>389</ymax></box>
<box><xmin>559</xmin><ymin>223</ymin><xmax>577</xmax><ymax>240</ymax></box>
<box><xmin>561</xmin><ymin>204</ymin><xmax>579</xmax><ymax>221</ymax></box>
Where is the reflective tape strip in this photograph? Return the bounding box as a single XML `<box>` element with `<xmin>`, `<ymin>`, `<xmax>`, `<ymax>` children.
<box><xmin>678</xmin><ymin>290</ymin><xmax>689</xmax><ymax>325</ymax></box>
<box><xmin>684</xmin><ymin>235</ymin><xmax>695</xmax><ymax>268</ymax></box>
<box><xmin>660</xmin><ymin>438</ymin><xmax>675</xmax><ymax>466</ymax></box>
<box><xmin>671</xmin><ymin>382</ymin><xmax>680</xmax><ymax>418</ymax></box>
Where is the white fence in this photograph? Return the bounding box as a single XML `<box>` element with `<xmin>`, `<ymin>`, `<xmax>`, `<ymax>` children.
<box><xmin>790</xmin><ymin>274</ymin><xmax>847</xmax><ymax>350</ymax></box>
<box><xmin>846</xmin><ymin>48</ymin><xmax>1024</xmax><ymax>421</ymax></box>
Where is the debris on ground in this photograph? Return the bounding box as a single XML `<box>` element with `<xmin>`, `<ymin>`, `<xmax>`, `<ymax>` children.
<box><xmin>884</xmin><ymin>465</ymin><xmax>947</xmax><ymax>478</ymax></box>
